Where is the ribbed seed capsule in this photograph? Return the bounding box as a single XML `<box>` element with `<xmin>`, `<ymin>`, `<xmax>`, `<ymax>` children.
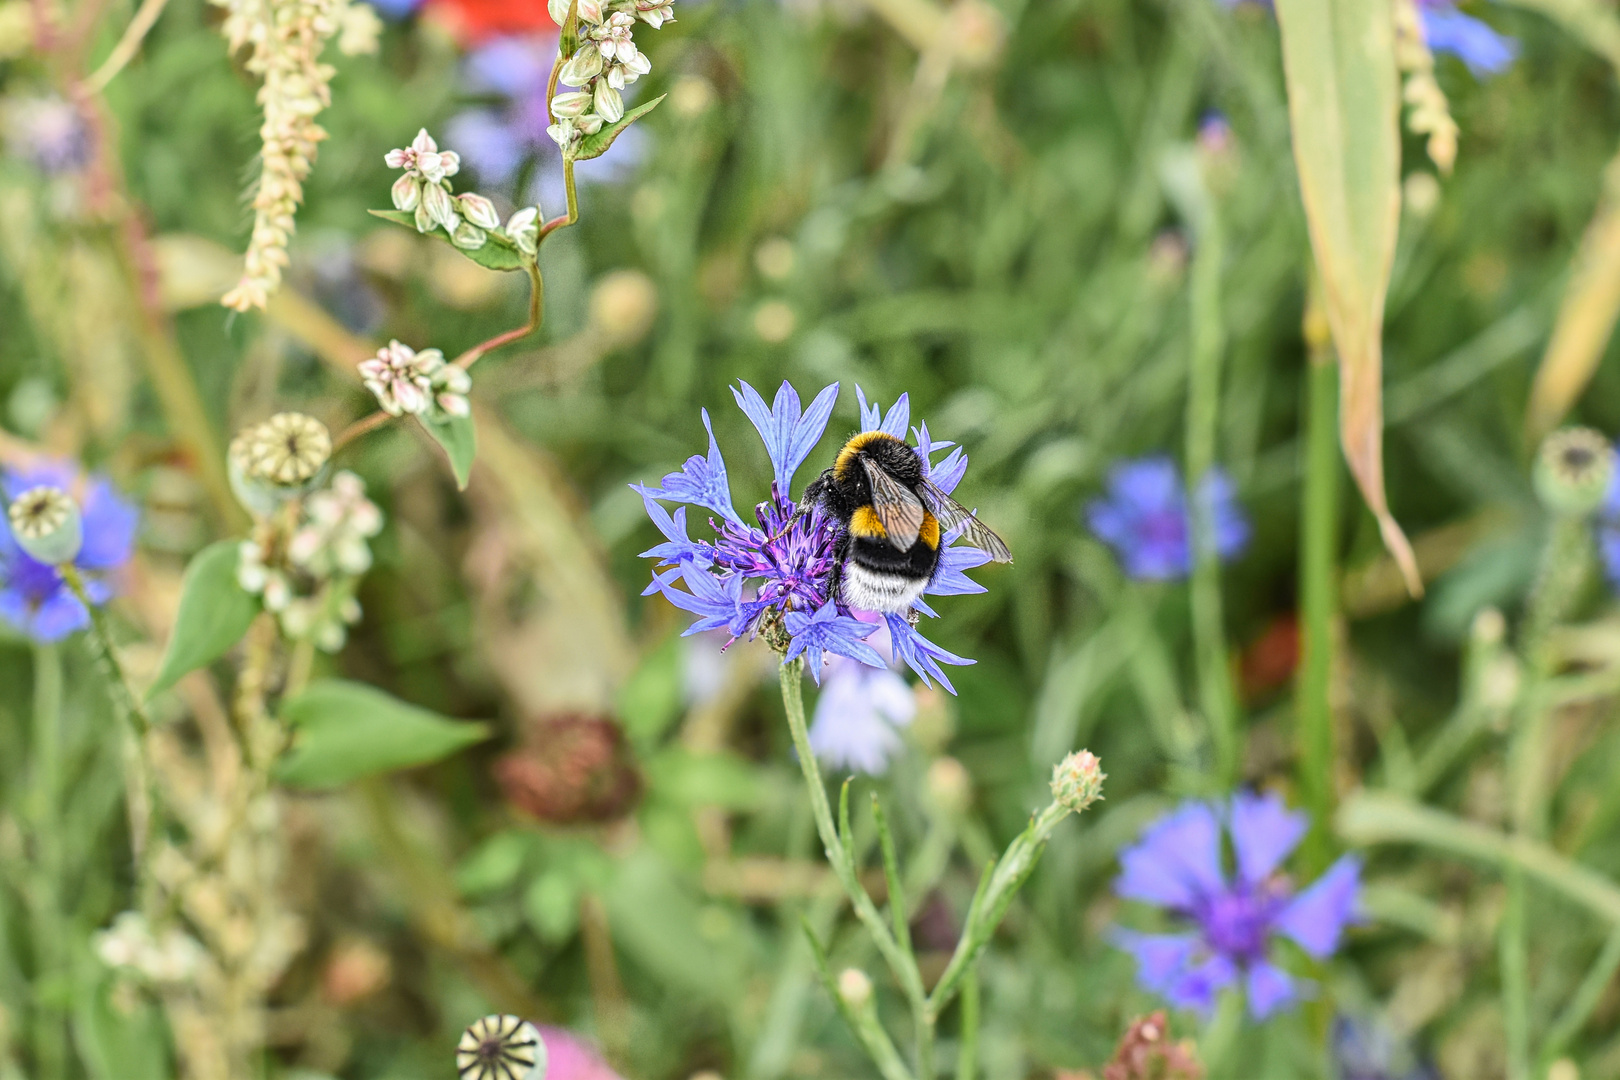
<box><xmin>7</xmin><ymin>486</ymin><xmax>83</xmax><ymax>565</ymax></box>
<box><xmin>456</xmin><ymin>1015</ymin><xmax>547</xmax><ymax>1080</ymax></box>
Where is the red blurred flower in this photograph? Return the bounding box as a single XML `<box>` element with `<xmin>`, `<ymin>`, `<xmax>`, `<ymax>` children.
<box><xmin>425</xmin><ymin>0</ymin><xmax>556</xmax><ymax>45</ymax></box>
<box><xmin>1239</xmin><ymin>613</ymin><xmax>1300</xmax><ymax>704</ymax></box>
<box><xmin>495</xmin><ymin>714</ymin><xmax>641</xmax><ymax>825</ymax></box>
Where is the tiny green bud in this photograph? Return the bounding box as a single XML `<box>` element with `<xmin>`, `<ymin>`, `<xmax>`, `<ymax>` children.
<box><xmin>456</xmin><ymin>1014</ymin><xmax>547</xmax><ymax>1080</ymax></box>
<box><xmin>1533</xmin><ymin>427</ymin><xmax>1614</xmax><ymax>517</ymax></box>
<box><xmin>1050</xmin><ymin>750</ymin><xmax>1105</xmax><ymax>814</ymax></box>
<box><xmin>7</xmin><ymin>486</ymin><xmax>82</xmax><ymax>564</ymax></box>
<box><xmin>837</xmin><ymin>967</ymin><xmax>872</xmax><ymax>1008</ymax></box>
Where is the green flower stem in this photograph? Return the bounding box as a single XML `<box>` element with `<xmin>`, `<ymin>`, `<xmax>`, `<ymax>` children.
<box><xmin>59</xmin><ymin>565</ymin><xmax>151</xmax><ymax>738</ymax></box>
<box><xmin>540</xmin><ymin>161</ymin><xmax>581</xmax><ymax>242</ymax></box>
<box><xmin>1183</xmin><ymin>169</ymin><xmax>1239</xmax><ymax>788</ymax></box>
<box><xmin>1541</xmin><ymin>921</ymin><xmax>1620</xmax><ymax>1065</ymax></box>
<box><xmin>1298</xmin><ymin>300</ymin><xmax>1339</xmax><ymax>874</ymax></box>
<box><xmin>924</xmin><ymin>800</ymin><xmax>1070</xmax><ymax>1018</ymax></box>
<box><xmin>778</xmin><ymin>660</ymin><xmax>931</xmax><ymax>1073</ymax></box>
<box><xmin>802</xmin><ymin>930</ymin><xmax>913</xmax><ymax>1080</ymax></box>
<box><xmin>1502</xmin><ymin>868</ymin><xmax>1530</xmax><ymax>1080</ymax></box>
<box><xmin>1337</xmin><ymin>791</ymin><xmax>1620</xmax><ymax>925</ymax></box>
<box><xmin>29</xmin><ymin>643</ymin><xmax>65</xmax><ymax>1080</ymax></box>
<box><xmin>955</xmin><ymin>970</ymin><xmax>979</xmax><ymax>1080</ymax></box>
<box><xmin>454</xmin><ymin>261</ymin><xmax>546</xmax><ymax>371</ymax></box>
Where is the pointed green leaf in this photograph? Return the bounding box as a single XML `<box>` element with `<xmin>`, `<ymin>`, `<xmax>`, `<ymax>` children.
<box><xmin>421</xmin><ymin>412</ymin><xmax>477</xmax><ymax>489</ymax></box>
<box><xmin>1273</xmin><ymin>0</ymin><xmax>1422</xmax><ymax>596</ymax></box>
<box><xmin>571</xmin><ymin>94</ymin><xmax>666</xmax><ymax>162</ymax></box>
<box><xmin>147</xmin><ymin>541</ymin><xmax>260</xmax><ymax>700</ymax></box>
<box><xmin>276</xmin><ymin>679</ymin><xmax>490</xmax><ymax>789</ymax></box>
<box><xmin>366</xmin><ymin>210</ymin><xmax>531</xmax><ymax>272</ymax></box>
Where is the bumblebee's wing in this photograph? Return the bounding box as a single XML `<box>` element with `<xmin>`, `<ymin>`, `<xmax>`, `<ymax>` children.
<box><xmin>920</xmin><ymin>478</ymin><xmax>1013</xmax><ymax>563</ymax></box>
<box><xmin>861</xmin><ymin>457</ymin><xmax>926</xmax><ymax>550</ymax></box>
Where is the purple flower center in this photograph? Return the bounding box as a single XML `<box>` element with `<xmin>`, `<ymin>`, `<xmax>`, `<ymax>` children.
<box><xmin>1197</xmin><ymin>880</ymin><xmax>1288</xmax><ymax>962</ymax></box>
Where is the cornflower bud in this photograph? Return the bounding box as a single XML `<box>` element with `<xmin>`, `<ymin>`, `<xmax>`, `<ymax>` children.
<box><xmin>456</xmin><ymin>1015</ymin><xmax>547</xmax><ymax>1080</ymax></box>
<box><xmin>837</xmin><ymin>968</ymin><xmax>873</xmax><ymax>1008</ymax></box>
<box><xmin>1050</xmin><ymin>750</ymin><xmax>1105</xmax><ymax>814</ymax></box>
<box><xmin>7</xmin><ymin>486</ymin><xmax>82</xmax><ymax>564</ymax></box>
<box><xmin>1534</xmin><ymin>427</ymin><xmax>1614</xmax><ymax>517</ymax></box>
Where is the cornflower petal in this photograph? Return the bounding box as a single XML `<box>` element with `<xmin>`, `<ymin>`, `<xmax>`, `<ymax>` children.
<box><xmin>1229</xmin><ymin>790</ymin><xmax>1308</xmax><ymax>887</ymax></box>
<box><xmin>1245</xmin><ymin>961</ymin><xmax>1300</xmax><ymax>1020</ymax></box>
<box><xmin>731</xmin><ymin>380</ymin><xmax>840</xmax><ymax>496</ymax></box>
<box><xmin>884</xmin><ymin>614</ymin><xmax>973</xmax><ymax>692</ymax></box>
<box><xmin>927</xmin><ymin>543</ymin><xmax>991</xmax><ymax>598</ymax></box>
<box><xmin>1167</xmin><ymin>954</ymin><xmax>1239</xmax><ymax>1018</ymax></box>
<box><xmin>1115</xmin><ymin>800</ymin><xmax>1225</xmax><ymax>910</ymax></box>
<box><xmin>636</xmin><ymin>494</ymin><xmax>713</xmax><ymax>570</ymax></box>
<box><xmin>855</xmin><ymin>386</ymin><xmax>910</xmax><ymax>438</ymax></box>
<box><xmin>783</xmin><ymin>600</ymin><xmax>885</xmax><ymax>682</ymax></box>
<box><xmin>640</xmin><ymin>409</ymin><xmax>742</xmax><ymax>524</ymax></box>
<box><xmin>1421</xmin><ymin>6</ymin><xmax>1518</xmax><ymax>77</ymax></box>
<box><xmin>653</xmin><ymin>564</ymin><xmax>744</xmax><ymax>636</ymax></box>
<box><xmin>929</xmin><ymin>446</ymin><xmax>969</xmax><ymax>495</ymax></box>
<box><xmin>1276</xmin><ymin>855</ymin><xmax>1361</xmax><ymax>959</ymax></box>
<box><xmin>1109</xmin><ymin>930</ymin><xmax>1201</xmax><ymax>998</ymax></box>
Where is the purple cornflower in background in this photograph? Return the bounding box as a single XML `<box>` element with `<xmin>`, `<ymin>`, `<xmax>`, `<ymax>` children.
<box><xmin>1086</xmin><ymin>456</ymin><xmax>1248</xmax><ymax>581</ymax></box>
<box><xmin>1111</xmin><ymin>791</ymin><xmax>1361</xmax><ymax>1020</ymax></box>
<box><xmin>0</xmin><ymin>462</ymin><xmax>137</xmax><ymax>642</ymax></box>
<box><xmin>1418</xmin><ymin>0</ymin><xmax>1518</xmax><ymax>77</ymax></box>
<box><xmin>369</xmin><ymin>0</ymin><xmax>424</xmax><ymax>17</ymax></box>
<box><xmin>637</xmin><ymin>381</ymin><xmax>990</xmax><ymax>690</ymax></box>
<box><xmin>447</xmin><ymin>34</ymin><xmax>645</xmax><ymax>200</ymax></box>
<box><xmin>538</xmin><ymin>1026</ymin><xmax>623</xmax><ymax>1080</ymax></box>
<box><xmin>809</xmin><ymin>615</ymin><xmax>917</xmax><ymax>774</ymax></box>
<box><xmin>1595</xmin><ymin>445</ymin><xmax>1620</xmax><ymax>589</ymax></box>
<box><xmin>5</xmin><ymin>97</ymin><xmax>92</xmax><ymax>175</ymax></box>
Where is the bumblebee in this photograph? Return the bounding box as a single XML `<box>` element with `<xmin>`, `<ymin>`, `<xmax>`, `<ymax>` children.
<box><xmin>800</xmin><ymin>430</ymin><xmax>1012</xmax><ymax>616</ymax></box>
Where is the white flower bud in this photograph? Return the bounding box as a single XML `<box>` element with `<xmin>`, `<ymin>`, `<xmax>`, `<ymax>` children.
<box><xmin>413</xmin><ymin>202</ymin><xmax>434</xmax><ymax>234</ymax></box>
<box><xmin>437</xmin><ymin>392</ymin><xmax>471</xmax><ymax>418</ymax></box>
<box><xmin>837</xmin><ymin>968</ymin><xmax>872</xmax><ymax>1008</ymax></box>
<box><xmin>422</xmin><ymin>182</ymin><xmax>458</xmax><ymax>231</ymax></box>
<box><xmin>456</xmin><ymin>193</ymin><xmax>502</xmax><ymax>229</ymax></box>
<box><xmin>391</xmin><ymin>174</ymin><xmax>421</xmax><ymax>212</ymax></box>
<box><xmin>451</xmin><ymin>221</ymin><xmax>488</xmax><ymax>249</ymax></box>
<box><xmin>576</xmin><ymin>114</ymin><xmax>604</xmax><ymax>135</ymax></box>
<box><xmin>7</xmin><ymin>486</ymin><xmax>82</xmax><ymax>565</ymax></box>
<box><xmin>560</xmin><ymin>48</ymin><xmax>605</xmax><ymax>86</ymax></box>
<box><xmin>577</xmin><ymin>0</ymin><xmax>603</xmax><ymax>21</ymax></box>
<box><xmin>548</xmin><ymin>0</ymin><xmax>569</xmax><ymax>22</ymax></box>
<box><xmin>551</xmin><ymin>91</ymin><xmax>593</xmax><ymax>119</ymax></box>
<box><xmin>594</xmin><ymin>83</ymin><xmax>625</xmax><ymax>123</ymax></box>
<box><xmin>505</xmin><ymin>207</ymin><xmax>541</xmax><ymax>256</ymax></box>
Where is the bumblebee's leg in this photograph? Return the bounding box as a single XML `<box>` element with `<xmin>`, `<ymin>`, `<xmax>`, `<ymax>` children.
<box><xmin>904</xmin><ymin>607</ymin><xmax>921</xmax><ymax>627</ymax></box>
<box><xmin>826</xmin><ymin>531</ymin><xmax>850</xmax><ymax>605</ymax></box>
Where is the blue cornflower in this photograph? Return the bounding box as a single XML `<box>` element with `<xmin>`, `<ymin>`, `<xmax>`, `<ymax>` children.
<box><xmin>1111</xmin><ymin>791</ymin><xmax>1361</xmax><ymax>1020</ymax></box>
<box><xmin>1419</xmin><ymin>0</ymin><xmax>1518</xmax><ymax>77</ymax></box>
<box><xmin>1086</xmin><ymin>456</ymin><xmax>1248</xmax><ymax>581</ymax></box>
<box><xmin>637</xmin><ymin>381</ymin><xmax>989</xmax><ymax>690</ymax></box>
<box><xmin>1332</xmin><ymin>1014</ymin><xmax>1440</xmax><ymax>1080</ymax></box>
<box><xmin>809</xmin><ymin>615</ymin><xmax>917</xmax><ymax>775</ymax></box>
<box><xmin>1596</xmin><ymin>446</ymin><xmax>1620</xmax><ymax>588</ymax></box>
<box><xmin>0</xmin><ymin>462</ymin><xmax>137</xmax><ymax>642</ymax></box>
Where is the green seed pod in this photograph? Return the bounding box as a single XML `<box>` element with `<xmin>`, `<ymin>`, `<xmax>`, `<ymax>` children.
<box><xmin>228</xmin><ymin>413</ymin><xmax>332</xmax><ymax>518</ymax></box>
<box><xmin>1533</xmin><ymin>427</ymin><xmax>1614</xmax><ymax>518</ymax></box>
<box><xmin>7</xmin><ymin>486</ymin><xmax>82</xmax><ymax>565</ymax></box>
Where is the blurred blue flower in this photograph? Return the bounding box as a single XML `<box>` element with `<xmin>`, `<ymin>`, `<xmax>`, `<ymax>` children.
<box><xmin>1419</xmin><ymin>1</ymin><xmax>1518</xmax><ymax>77</ymax></box>
<box><xmin>809</xmin><ymin>616</ymin><xmax>917</xmax><ymax>775</ymax></box>
<box><xmin>1332</xmin><ymin>1014</ymin><xmax>1440</xmax><ymax>1080</ymax></box>
<box><xmin>1595</xmin><ymin>447</ymin><xmax>1620</xmax><ymax>587</ymax></box>
<box><xmin>1086</xmin><ymin>456</ymin><xmax>1248</xmax><ymax>581</ymax></box>
<box><xmin>6</xmin><ymin>97</ymin><xmax>91</xmax><ymax>175</ymax></box>
<box><xmin>0</xmin><ymin>462</ymin><xmax>137</xmax><ymax>642</ymax></box>
<box><xmin>369</xmin><ymin>0</ymin><xmax>425</xmax><ymax>17</ymax></box>
<box><xmin>1112</xmin><ymin>791</ymin><xmax>1361</xmax><ymax>1020</ymax></box>
<box><xmin>447</xmin><ymin>32</ymin><xmax>646</xmax><ymax>200</ymax></box>
<box><xmin>636</xmin><ymin>381</ymin><xmax>990</xmax><ymax>690</ymax></box>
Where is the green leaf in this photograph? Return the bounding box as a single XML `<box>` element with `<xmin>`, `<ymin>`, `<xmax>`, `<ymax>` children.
<box><xmin>276</xmin><ymin>679</ymin><xmax>490</xmax><ymax>789</ymax></box>
<box><xmin>421</xmin><ymin>412</ymin><xmax>477</xmax><ymax>489</ymax></box>
<box><xmin>1273</xmin><ymin>0</ymin><xmax>1421</xmax><ymax>596</ymax></box>
<box><xmin>644</xmin><ymin>748</ymin><xmax>763</xmax><ymax>810</ymax></box>
<box><xmin>572</xmin><ymin>95</ymin><xmax>666</xmax><ymax>162</ymax></box>
<box><xmin>366</xmin><ymin>209</ymin><xmax>530</xmax><ymax>272</ymax></box>
<box><xmin>618</xmin><ymin>635</ymin><xmax>683</xmax><ymax>748</ymax></box>
<box><xmin>147</xmin><ymin>541</ymin><xmax>260</xmax><ymax>700</ymax></box>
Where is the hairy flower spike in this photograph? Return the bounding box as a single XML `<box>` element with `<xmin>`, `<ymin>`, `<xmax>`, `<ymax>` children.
<box><xmin>215</xmin><ymin>0</ymin><xmax>359</xmax><ymax>310</ymax></box>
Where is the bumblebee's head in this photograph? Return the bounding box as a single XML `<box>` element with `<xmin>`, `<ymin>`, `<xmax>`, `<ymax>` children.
<box><xmin>833</xmin><ymin>431</ymin><xmax>923</xmax><ymax>486</ymax></box>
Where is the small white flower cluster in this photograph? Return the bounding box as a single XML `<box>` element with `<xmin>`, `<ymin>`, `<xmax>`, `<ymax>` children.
<box><xmin>385</xmin><ymin>129</ymin><xmax>541</xmax><ymax>254</ymax></box>
<box><xmin>359</xmin><ymin>339</ymin><xmax>471</xmax><ymax>419</ymax></box>
<box><xmin>95</xmin><ymin>911</ymin><xmax>206</xmax><ymax>986</ymax></box>
<box><xmin>544</xmin><ymin>0</ymin><xmax>669</xmax><ymax>154</ymax></box>
<box><xmin>238</xmin><ymin>470</ymin><xmax>383</xmax><ymax>651</ymax></box>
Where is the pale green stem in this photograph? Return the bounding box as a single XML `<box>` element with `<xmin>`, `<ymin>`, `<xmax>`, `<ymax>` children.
<box><xmin>1298</xmin><ymin>315</ymin><xmax>1339</xmax><ymax>874</ymax></box>
<box><xmin>1184</xmin><ymin>176</ymin><xmax>1237</xmax><ymax>787</ymax></box>
<box><xmin>1540</xmin><ymin>922</ymin><xmax>1620</xmax><ymax>1065</ymax></box>
<box><xmin>29</xmin><ymin>643</ymin><xmax>65</xmax><ymax>1080</ymax></box>
<box><xmin>778</xmin><ymin>661</ymin><xmax>929</xmax><ymax>1072</ymax></box>
<box><xmin>1199</xmin><ymin>987</ymin><xmax>1243</xmax><ymax>1078</ymax></box>
<box><xmin>955</xmin><ymin>970</ymin><xmax>979</xmax><ymax>1080</ymax></box>
<box><xmin>1502</xmin><ymin>868</ymin><xmax>1530</xmax><ymax>1080</ymax></box>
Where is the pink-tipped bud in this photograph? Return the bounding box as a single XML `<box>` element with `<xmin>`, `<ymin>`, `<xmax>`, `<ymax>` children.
<box><xmin>1050</xmin><ymin>750</ymin><xmax>1105</xmax><ymax>814</ymax></box>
